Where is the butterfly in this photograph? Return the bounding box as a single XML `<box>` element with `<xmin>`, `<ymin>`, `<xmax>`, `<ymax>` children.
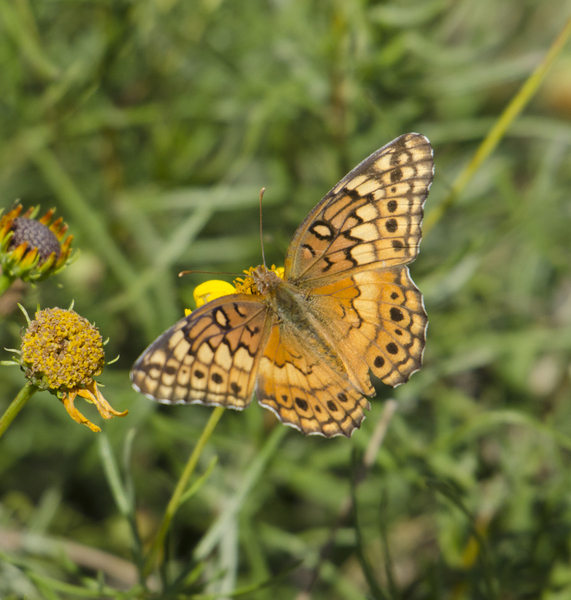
<box><xmin>131</xmin><ymin>133</ymin><xmax>434</xmax><ymax>438</ymax></box>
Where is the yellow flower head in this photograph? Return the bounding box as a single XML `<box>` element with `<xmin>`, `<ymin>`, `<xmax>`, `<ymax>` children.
<box><xmin>233</xmin><ymin>265</ymin><xmax>284</xmax><ymax>295</ymax></box>
<box><xmin>193</xmin><ymin>280</ymin><xmax>237</xmax><ymax>308</ymax></box>
<box><xmin>0</xmin><ymin>204</ymin><xmax>75</xmax><ymax>283</ymax></box>
<box><xmin>19</xmin><ymin>307</ymin><xmax>127</xmax><ymax>432</ymax></box>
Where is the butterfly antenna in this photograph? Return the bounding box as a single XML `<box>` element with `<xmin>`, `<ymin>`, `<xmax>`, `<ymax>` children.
<box><xmin>179</xmin><ymin>270</ymin><xmax>243</xmax><ymax>277</ymax></box>
<box><xmin>259</xmin><ymin>187</ymin><xmax>267</xmax><ymax>267</ymax></box>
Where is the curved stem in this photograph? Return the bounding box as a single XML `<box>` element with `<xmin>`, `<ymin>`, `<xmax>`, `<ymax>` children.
<box><xmin>142</xmin><ymin>406</ymin><xmax>225</xmax><ymax>579</ymax></box>
<box><xmin>0</xmin><ymin>381</ymin><xmax>38</xmax><ymax>439</ymax></box>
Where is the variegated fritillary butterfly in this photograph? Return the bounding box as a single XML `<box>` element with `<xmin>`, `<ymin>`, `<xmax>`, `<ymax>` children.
<box><xmin>131</xmin><ymin>133</ymin><xmax>434</xmax><ymax>437</ymax></box>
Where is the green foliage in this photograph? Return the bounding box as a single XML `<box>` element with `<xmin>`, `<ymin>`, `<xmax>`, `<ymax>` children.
<box><xmin>1</xmin><ymin>0</ymin><xmax>571</xmax><ymax>598</ymax></box>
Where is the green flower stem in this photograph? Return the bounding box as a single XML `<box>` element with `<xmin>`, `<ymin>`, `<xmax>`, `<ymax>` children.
<box><xmin>0</xmin><ymin>273</ymin><xmax>15</xmax><ymax>297</ymax></box>
<box><xmin>0</xmin><ymin>381</ymin><xmax>38</xmax><ymax>439</ymax></box>
<box><xmin>142</xmin><ymin>406</ymin><xmax>225</xmax><ymax>579</ymax></box>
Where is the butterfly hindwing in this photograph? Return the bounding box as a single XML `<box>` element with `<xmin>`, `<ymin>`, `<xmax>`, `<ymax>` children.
<box><xmin>256</xmin><ymin>322</ymin><xmax>371</xmax><ymax>437</ymax></box>
<box><xmin>308</xmin><ymin>267</ymin><xmax>428</xmax><ymax>389</ymax></box>
<box><xmin>131</xmin><ymin>295</ymin><xmax>269</xmax><ymax>408</ymax></box>
<box><xmin>285</xmin><ymin>133</ymin><xmax>433</xmax><ymax>283</ymax></box>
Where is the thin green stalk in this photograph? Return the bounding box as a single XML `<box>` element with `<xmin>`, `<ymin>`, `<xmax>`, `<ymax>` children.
<box><xmin>425</xmin><ymin>16</ymin><xmax>571</xmax><ymax>235</ymax></box>
<box><xmin>0</xmin><ymin>273</ymin><xmax>14</xmax><ymax>296</ymax></box>
<box><xmin>351</xmin><ymin>466</ymin><xmax>389</xmax><ymax>600</ymax></box>
<box><xmin>142</xmin><ymin>406</ymin><xmax>225</xmax><ymax>579</ymax></box>
<box><xmin>0</xmin><ymin>381</ymin><xmax>38</xmax><ymax>439</ymax></box>
<box><xmin>98</xmin><ymin>433</ymin><xmax>144</xmax><ymax>574</ymax></box>
<box><xmin>193</xmin><ymin>424</ymin><xmax>288</xmax><ymax>562</ymax></box>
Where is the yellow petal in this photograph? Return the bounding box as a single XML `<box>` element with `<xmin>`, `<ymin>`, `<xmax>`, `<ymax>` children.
<box><xmin>193</xmin><ymin>280</ymin><xmax>236</xmax><ymax>308</ymax></box>
<box><xmin>77</xmin><ymin>382</ymin><xmax>129</xmax><ymax>419</ymax></box>
<box><xmin>61</xmin><ymin>391</ymin><xmax>101</xmax><ymax>432</ymax></box>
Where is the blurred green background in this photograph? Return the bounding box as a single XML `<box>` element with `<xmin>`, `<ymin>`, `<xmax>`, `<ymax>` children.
<box><xmin>1</xmin><ymin>0</ymin><xmax>571</xmax><ymax>598</ymax></box>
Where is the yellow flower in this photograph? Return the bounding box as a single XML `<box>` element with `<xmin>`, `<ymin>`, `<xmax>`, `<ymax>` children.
<box><xmin>185</xmin><ymin>266</ymin><xmax>284</xmax><ymax>316</ymax></box>
<box><xmin>0</xmin><ymin>204</ymin><xmax>75</xmax><ymax>284</ymax></box>
<box><xmin>233</xmin><ymin>265</ymin><xmax>284</xmax><ymax>295</ymax></box>
<box><xmin>193</xmin><ymin>280</ymin><xmax>237</xmax><ymax>308</ymax></box>
<box><xmin>19</xmin><ymin>308</ymin><xmax>127</xmax><ymax>432</ymax></box>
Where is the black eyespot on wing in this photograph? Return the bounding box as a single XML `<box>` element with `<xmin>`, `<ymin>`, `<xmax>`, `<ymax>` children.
<box><xmin>386</xmin><ymin>219</ymin><xmax>398</xmax><ymax>233</ymax></box>
<box><xmin>386</xmin><ymin>343</ymin><xmax>398</xmax><ymax>355</ymax></box>
<box><xmin>295</xmin><ymin>397</ymin><xmax>309</xmax><ymax>411</ymax></box>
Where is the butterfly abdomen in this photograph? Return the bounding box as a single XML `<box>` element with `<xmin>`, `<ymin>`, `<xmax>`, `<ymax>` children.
<box><xmin>271</xmin><ymin>280</ymin><xmax>346</xmax><ymax>375</ymax></box>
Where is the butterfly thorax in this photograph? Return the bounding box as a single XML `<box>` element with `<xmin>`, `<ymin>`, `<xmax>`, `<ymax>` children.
<box><xmin>250</xmin><ymin>265</ymin><xmax>306</xmax><ymax>322</ymax></box>
<box><xmin>251</xmin><ymin>265</ymin><xmax>347</xmax><ymax>376</ymax></box>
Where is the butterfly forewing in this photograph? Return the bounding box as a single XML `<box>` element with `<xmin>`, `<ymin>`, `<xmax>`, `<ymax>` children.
<box><xmin>131</xmin><ymin>295</ymin><xmax>269</xmax><ymax>408</ymax></box>
<box><xmin>285</xmin><ymin>133</ymin><xmax>433</xmax><ymax>284</ymax></box>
